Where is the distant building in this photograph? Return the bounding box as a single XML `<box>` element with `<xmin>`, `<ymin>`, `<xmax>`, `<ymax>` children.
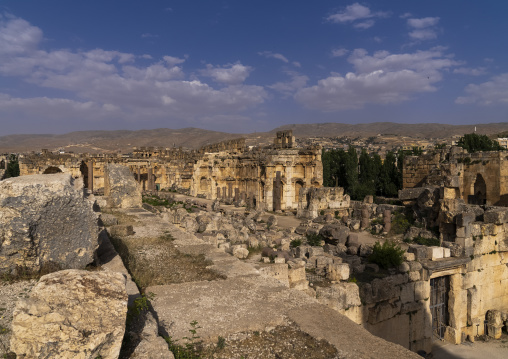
<box><xmin>496</xmin><ymin>137</ymin><xmax>508</xmax><ymax>149</ymax></box>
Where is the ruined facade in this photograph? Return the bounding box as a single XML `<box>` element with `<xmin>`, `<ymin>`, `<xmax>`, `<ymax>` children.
<box><xmin>16</xmin><ymin>131</ymin><xmax>323</xmax><ymax>211</ymax></box>
<box><xmin>403</xmin><ymin>146</ymin><xmax>508</xmax><ymax>206</ymax></box>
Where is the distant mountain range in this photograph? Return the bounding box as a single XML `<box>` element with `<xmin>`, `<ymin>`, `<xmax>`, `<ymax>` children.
<box><xmin>1</xmin><ymin>122</ymin><xmax>508</xmax><ymax>154</ymax></box>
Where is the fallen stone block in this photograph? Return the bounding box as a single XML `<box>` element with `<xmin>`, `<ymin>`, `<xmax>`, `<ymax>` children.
<box><xmin>104</xmin><ymin>163</ymin><xmax>142</xmax><ymax>208</ymax></box>
<box><xmin>10</xmin><ymin>269</ymin><xmax>127</xmax><ymax>359</ymax></box>
<box><xmin>0</xmin><ymin>174</ymin><xmax>99</xmax><ymax>274</ymax></box>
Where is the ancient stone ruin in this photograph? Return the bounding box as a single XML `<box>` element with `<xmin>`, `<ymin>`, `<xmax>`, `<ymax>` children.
<box><xmin>2</xmin><ymin>137</ymin><xmax>508</xmax><ymax>358</ymax></box>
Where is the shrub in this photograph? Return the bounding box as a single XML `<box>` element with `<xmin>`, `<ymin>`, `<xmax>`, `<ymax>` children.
<box><xmin>290</xmin><ymin>239</ymin><xmax>302</xmax><ymax>248</ymax></box>
<box><xmin>391</xmin><ymin>211</ymin><xmax>411</xmax><ymax>235</ymax></box>
<box><xmin>305</xmin><ymin>233</ymin><xmax>323</xmax><ymax>247</ymax></box>
<box><xmin>368</xmin><ymin>241</ymin><xmax>405</xmax><ymax>269</ymax></box>
<box><xmin>412</xmin><ymin>236</ymin><xmax>440</xmax><ymax>247</ymax></box>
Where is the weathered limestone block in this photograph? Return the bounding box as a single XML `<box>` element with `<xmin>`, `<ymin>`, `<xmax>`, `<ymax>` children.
<box><xmin>426</xmin><ymin>246</ymin><xmax>444</xmax><ymax>260</ymax></box>
<box><xmin>181</xmin><ymin>215</ymin><xmax>199</xmax><ymax>233</ymax></box>
<box><xmin>326</xmin><ymin>263</ymin><xmax>350</xmax><ymax>281</ymax></box>
<box><xmin>258</xmin><ymin>263</ymin><xmax>289</xmax><ymax>287</ymax></box>
<box><xmin>267</xmin><ymin>215</ymin><xmax>278</xmax><ymax>228</ymax></box>
<box><xmin>0</xmin><ymin>174</ymin><xmax>99</xmax><ymax>274</ymax></box>
<box><xmin>358</xmin><ymin>243</ymin><xmax>373</xmax><ymax>257</ymax></box>
<box><xmin>319</xmin><ymin>224</ymin><xmax>349</xmax><ymax>245</ymax></box>
<box><xmin>486</xmin><ymin>310</ymin><xmax>507</xmax><ymax>339</ymax></box>
<box><xmin>346</xmin><ymin>233</ymin><xmax>360</xmax><ymax>247</ymax></box>
<box><xmin>132</xmin><ymin>312</ymin><xmax>175</xmax><ymax>358</ymax></box>
<box><xmin>316</xmin><ymin>282</ymin><xmax>361</xmax><ymax>311</ymax></box>
<box><xmin>408</xmin><ymin>271</ymin><xmax>421</xmax><ymax>282</ymax></box>
<box><xmin>100</xmin><ymin>213</ymin><xmax>119</xmax><ymax>226</ymax></box>
<box><xmin>10</xmin><ymin>269</ymin><xmax>128</xmax><ymax>359</ymax></box>
<box><xmin>484</xmin><ymin>209</ymin><xmax>508</xmax><ymax>225</ymax></box>
<box><xmin>288</xmin><ymin>262</ymin><xmax>308</xmax><ymax>290</ymax></box>
<box><xmin>108</xmin><ymin>225</ymin><xmax>135</xmax><ymax>241</ymax></box>
<box><xmin>232</xmin><ymin>245</ymin><xmax>249</xmax><ymax>259</ymax></box>
<box><xmin>368</xmin><ymin>301</ymin><xmax>402</xmax><ymax>324</ymax></box>
<box><xmin>398</xmin><ymin>262</ymin><xmax>410</xmax><ymax>273</ymax></box>
<box><xmin>400</xmin><ymin>282</ymin><xmax>415</xmax><ymax>303</ymax></box>
<box><xmin>104</xmin><ymin>163</ymin><xmax>142</xmax><ymax>208</ymax></box>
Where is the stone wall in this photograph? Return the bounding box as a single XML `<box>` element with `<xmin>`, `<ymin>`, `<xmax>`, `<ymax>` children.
<box><xmin>403</xmin><ymin>147</ymin><xmax>508</xmax><ymax>206</ymax></box>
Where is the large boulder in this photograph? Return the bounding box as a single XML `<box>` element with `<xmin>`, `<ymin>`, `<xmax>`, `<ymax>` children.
<box><xmin>104</xmin><ymin>163</ymin><xmax>142</xmax><ymax>208</ymax></box>
<box><xmin>0</xmin><ymin>174</ymin><xmax>99</xmax><ymax>274</ymax></box>
<box><xmin>10</xmin><ymin>269</ymin><xmax>128</xmax><ymax>359</ymax></box>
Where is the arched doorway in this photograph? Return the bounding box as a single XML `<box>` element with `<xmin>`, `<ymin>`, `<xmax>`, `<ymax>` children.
<box><xmin>295</xmin><ymin>180</ymin><xmax>304</xmax><ymax>204</ymax></box>
<box><xmin>43</xmin><ymin>166</ymin><xmax>63</xmax><ymax>174</ymax></box>
<box><xmin>473</xmin><ymin>173</ymin><xmax>487</xmax><ymax>205</ymax></box>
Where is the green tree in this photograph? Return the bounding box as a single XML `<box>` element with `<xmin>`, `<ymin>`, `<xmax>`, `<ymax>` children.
<box><xmin>3</xmin><ymin>154</ymin><xmax>20</xmax><ymax>179</ymax></box>
<box><xmin>457</xmin><ymin>133</ymin><xmax>504</xmax><ymax>153</ymax></box>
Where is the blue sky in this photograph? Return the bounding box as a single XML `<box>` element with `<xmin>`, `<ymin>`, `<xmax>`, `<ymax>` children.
<box><xmin>1</xmin><ymin>1</ymin><xmax>508</xmax><ymax>135</ymax></box>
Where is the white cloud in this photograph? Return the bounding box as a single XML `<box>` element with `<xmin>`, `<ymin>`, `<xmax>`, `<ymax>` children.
<box><xmin>407</xmin><ymin>17</ymin><xmax>440</xmax><ymax>41</ymax></box>
<box><xmin>456</xmin><ymin>73</ymin><xmax>508</xmax><ymax>105</ymax></box>
<box><xmin>327</xmin><ymin>3</ymin><xmax>389</xmax><ymax>28</ymax></box>
<box><xmin>453</xmin><ymin>67</ymin><xmax>487</xmax><ymax>76</ymax></box>
<box><xmin>199</xmin><ymin>63</ymin><xmax>253</xmax><ymax>85</ymax></box>
<box><xmin>295</xmin><ymin>47</ymin><xmax>458</xmax><ymax>111</ymax></box>
<box><xmin>292</xmin><ymin>61</ymin><xmax>301</xmax><ymax>68</ymax></box>
<box><xmin>408</xmin><ymin>17</ymin><xmax>440</xmax><ymax>29</ymax></box>
<box><xmin>0</xmin><ymin>14</ymin><xmax>267</xmax><ymax>125</ymax></box>
<box><xmin>354</xmin><ymin>20</ymin><xmax>375</xmax><ymax>29</ymax></box>
<box><xmin>0</xmin><ymin>15</ymin><xmax>42</xmax><ymax>56</ymax></box>
<box><xmin>409</xmin><ymin>29</ymin><xmax>438</xmax><ymax>41</ymax></box>
<box><xmin>400</xmin><ymin>13</ymin><xmax>412</xmax><ymax>19</ymax></box>
<box><xmin>258</xmin><ymin>51</ymin><xmax>289</xmax><ymax>63</ymax></box>
<box><xmin>331</xmin><ymin>48</ymin><xmax>349</xmax><ymax>57</ymax></box>
<box><xmin>163</xmin><ymin>55</ymin><xmax>186</xmax><ymax>66</ymax></box>
<box><xmin>268</xmin><ymin>71</ymin><xmax>308</xmax><ymax>97</ymax></box>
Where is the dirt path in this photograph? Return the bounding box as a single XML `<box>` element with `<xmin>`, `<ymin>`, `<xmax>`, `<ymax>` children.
<box><xmin>432</xmin><ymin>335</ymin><xmax>508</xmax><ymax>359</ymax></box>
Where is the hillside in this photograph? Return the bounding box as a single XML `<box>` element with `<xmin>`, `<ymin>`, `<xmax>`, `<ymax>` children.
<box><xmin>2</xmin><ymin>122</ymin><xmax>508</xmax><ymax>153</ymax></box>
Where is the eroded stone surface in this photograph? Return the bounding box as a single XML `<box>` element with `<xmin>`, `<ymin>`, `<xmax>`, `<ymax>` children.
<box><xmin>10</xmin><ymin>269</ymin><xmax>127</xmax><ymax>359</ymax></box>
<box><xmin>0</xmin><ymin>174</ymin><xmax>99</xmax><ymax>274</ymax></box>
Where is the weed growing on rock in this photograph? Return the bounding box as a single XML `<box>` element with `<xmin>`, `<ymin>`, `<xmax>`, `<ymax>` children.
<box><xmin>164</xmin><ymin>321</ymin><xmax>203</xmax><ymax>359</ymax></box>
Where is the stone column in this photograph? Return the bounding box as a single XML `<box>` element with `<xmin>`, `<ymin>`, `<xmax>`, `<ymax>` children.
<box><xmin>273</xmin><ymin>171</ymin><xmax>282</xmax><ymax>211</ymax></box>
<box><xmin>383</xmin><ymin>209</ymin><xmax>391</xmax><ymax>233</ymax></box>
<box><xmin>222</xmin><ymin>187</ymin><xmax>226</xmax><ymax>200</ymax></box>
<box><xmin>137</xmin><ymin>166</ymin><xmax>141</xmax><ymax>183</ymax></box>
<box><xmin>217</xmin><ymin>187</ymin><xmax>221</xmax><ymax>199</ymax></box>
<box><xmin>360</xmin><ymin>207</ymin><xmax>370</xmax><ymax>229</ymax></box>
<box><xmin>148</xmin><ymin>167</ymin><xmax>154</xmax><ymax>191</ymax></box>
<box><xmin>87</xmin><ymin>160</ymin><xmax>94</xmax><ymax>192</ymax></box>
<box><xmin>227</xmin><ymin>183</ymin><xmax>232</xmax><ymax>199</ymax></box>
<box><xmin>234</xmin><ymin>188</ymin><xmax>239</xmax><ymax>202</ymax></box>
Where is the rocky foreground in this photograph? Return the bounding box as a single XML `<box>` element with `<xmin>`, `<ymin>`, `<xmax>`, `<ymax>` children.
<box><xmin>0</xmin><ymin>171</ymin><xmax>420</xmax><ymax>358</ymax></box>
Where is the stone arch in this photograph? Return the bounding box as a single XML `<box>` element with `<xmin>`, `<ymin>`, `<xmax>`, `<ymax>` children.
<box><xmin>200</xmin><ymin>176</ymin><xmax>208</xmax><ymax>192</ymax></box>
<box><xmin>43</xmin><ymin>166</ymin><xmax>63</xmax><ymax>174</ymax></box>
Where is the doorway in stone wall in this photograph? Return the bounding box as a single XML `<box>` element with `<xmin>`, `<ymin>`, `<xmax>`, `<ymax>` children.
<box><xmin>469</xmin><ymin>173</ymin><xmax>487</xmax><ymax>205</ymax></box>
<box><xmin>430</xmin><ymin>276</ymin><xmax>450</xmax><ymax>340</ymax></box>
